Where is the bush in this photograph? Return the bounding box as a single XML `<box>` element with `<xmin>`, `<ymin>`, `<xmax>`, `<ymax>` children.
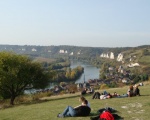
<box><xmin>15</xmin><ymin>95</ymin><xmax>32</xmax><ymax>104</ymax></box>
<box><xmin>32</xmin><ymin>91</ymin><xmax>53</xmax><ymax>101</ymax></box>
<box><xmin>100</xmin><ymin>84</ymin><xmax>109</xmax><ymax>89</ymax></box>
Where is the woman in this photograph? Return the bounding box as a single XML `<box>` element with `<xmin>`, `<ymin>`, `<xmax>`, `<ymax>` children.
<box><xmin>127</xmin><ymin>85</ymin><xmax>134</xmax><ymax>97</ymax></box>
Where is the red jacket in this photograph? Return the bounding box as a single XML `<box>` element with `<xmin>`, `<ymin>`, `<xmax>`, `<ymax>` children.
<box><xmin>100</xmin><ymin>111</ymin><xmax>114</xmax><ymax>120</ymax></box>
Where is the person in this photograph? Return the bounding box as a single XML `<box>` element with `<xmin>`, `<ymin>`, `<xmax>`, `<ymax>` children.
<box><xmin>57</xmin><ymin>96</ymin><xmax>91</xmax><ymax>118</ymax></box>
<box><xmin>116</xmin><ymin>86</ymin><xmax>134</xmax><ymax>98</ymax></box>
<box><xmin>100</xmin><ymin>94</ymin><xmax>107</xmax><ymax>100</ymax></box>
<box><xmin>133</xmin><ymin>84</ymin><xmax>140</xmax><ymax>96</ymax></box>
<box><xmin>112</xmin><ymin>92</ymin><xmax>120</xmax><ymax>98</ymax></box>
<box><xmin>127</xmin><ymin>85</ymin><xmax>134</xmax><ymax>97</ymax></box>
<box><xmin>75</xmin><ymin>96</ymin><xmax>90</xmax><ymax>108</ymax></box>
<box><xmin>92</xmin><ymin>92</ymin><xmax>101</xmax><ymax>99</ymax></box>
<box><xmin>54</xmin><ymin>86</ymin><xmax>59</xmax><ymax>94</ymax></box>
<box><xmin>87</xmin><ymin>87</ymin><xmax>95</xmax><ymax>94</ymax></box>
<box><xmin>81</xmin><ymin>88</ymin><xmax>87</xmax><ymax>95</ymax></box>
<box><xmin>81</xmin><ymin>96</ymin><xmax>90</xmax><ymax>108</ymax></box>
<box><xmin>100</xmin><ymin>94</ymin><xmax>112</xmax><ymax>100</ymax></box>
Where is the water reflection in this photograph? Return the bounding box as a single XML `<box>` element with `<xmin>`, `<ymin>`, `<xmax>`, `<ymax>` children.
<box><xmin>70</xmin><ymin>60</ymin><xmax>100</xmax><ymax>83</ymax></box>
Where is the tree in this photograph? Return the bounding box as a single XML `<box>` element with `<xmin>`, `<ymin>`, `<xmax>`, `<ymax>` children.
<box><xmin>0</xmin><ymin>52</ymin><xmax>51</xmax><ymax>105</ymax></box>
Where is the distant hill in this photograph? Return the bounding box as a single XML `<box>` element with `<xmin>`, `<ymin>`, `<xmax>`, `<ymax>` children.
<box><xmin>1</xmin><ymin>44</ymin><xmax>149</xmax><ymax>58</ymax></box>
<box><xmin>0</xmin><ymin>44</ymin><xmax>149</xmax><ymax>75</ymax></box>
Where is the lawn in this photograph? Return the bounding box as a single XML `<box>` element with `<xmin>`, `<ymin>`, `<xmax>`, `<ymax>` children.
<box><xmin>0</xmin><ymin>83</ymin><xmax>150</xmax><ymax>120</ymax></box>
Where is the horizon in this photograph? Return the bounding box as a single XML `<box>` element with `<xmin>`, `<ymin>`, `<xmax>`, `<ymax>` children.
<box><xmin>0</xmin><ymin>44</ymin><xmax>149</xmax><ymax>48</ymax></box>
<box><xmin>0</xmin><ymin>0</ymin><xmax>150</xmax><ymax>47</ymax></box>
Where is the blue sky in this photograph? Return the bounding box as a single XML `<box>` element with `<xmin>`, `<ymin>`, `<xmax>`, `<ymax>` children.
<box><xmin>0</xmin><ymin>0</ymin><xmax>150</xmax><ymax>47</ymax></box>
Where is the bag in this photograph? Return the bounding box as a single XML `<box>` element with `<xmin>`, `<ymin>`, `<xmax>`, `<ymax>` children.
<box><xmin>100</xmin><ymin>111</ymin><xmax>114</xmax><ymax>120</ymax></box>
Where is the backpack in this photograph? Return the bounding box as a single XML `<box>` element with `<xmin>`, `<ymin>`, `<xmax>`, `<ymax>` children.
<box><xmin>100</xmin><ymin>111</ymin><xmax>114</xmax><ymax>120</ymax></box>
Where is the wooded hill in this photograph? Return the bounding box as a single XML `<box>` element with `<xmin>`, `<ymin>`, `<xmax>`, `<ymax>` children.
<box><xmin>0</xmin><ymin>44</ymin><xmax>149</xmax><ymax>59</ymax></box>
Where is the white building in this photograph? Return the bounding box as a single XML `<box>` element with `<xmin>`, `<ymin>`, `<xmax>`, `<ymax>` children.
<box><xmin>70</xmin><ymin>52</ymin><xmax>74</xmax><ymax>55</ymax></box>
<box><xmin>103</xmin><ymin>53</ymin><xmax>107</xmax><ymax>58</ymax></box>
<box><xmin>65</xmin><ymin>50</ymin><xmax>68</xmax><ymax>53</ymax></box>
<box><xmin>127</xmin><ymin>63</ymin><xmax>140</xmax><ymax>67</ymax></box>
<box><xmin>32</xmin><ymin>48</ymin><xmax>37</xmax><ymax>52</ymax></box>
<box><xmin>106</xmin><ymin>53</ymin><xmax>109</xmax><ymax>58</ymax></box>
<box><xmin>59</xmin><ymin>50</ymin><xmax>65</xmax><ymax>53</ymax></box>
<box><xmin>100</xmin><ymin>53</ymin><xmax>104</xmax><ymax>57</ymax></box>
<box><xmin>22</xmin><ymin>48</ymin><xmax>26</xmax><ymax>51</ymax></box>
<box><xmin>110</xmin><ymin>52</ymin><xmax>114</xmax><ymax>59</ymax></box>
<box><xmin>117</xmin><ymin>53</ymin><xmax>123</xmax><ymax>62</ymax></box>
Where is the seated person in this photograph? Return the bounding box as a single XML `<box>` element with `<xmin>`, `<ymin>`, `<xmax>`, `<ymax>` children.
<box><xmin>127</xmin><ymin>85</ymin><xmax>134</xmax><ymax>97</ymax></box>
<box><xmin>81</xmin><ymin>88</ymin><xmax>87</xmax><ymax>95</ymax></box>
<box><xmin>57</xmin><ymin>97</ymin><xmax>91</xmax><ymax>118</ymax></box>
<box><xmin>134</xmin><ymin>85</ymin><xmax>140</xmax><ymax>96</ymax></box>
<box><xmin>87</xmin><ymin>87</ymin><xmax>95</xmax><ymax>94</ymax></box>
<box><xmin>117</xmin><ymin>86</ymin><xmax>134</xmax><ymax>98</ymax></box>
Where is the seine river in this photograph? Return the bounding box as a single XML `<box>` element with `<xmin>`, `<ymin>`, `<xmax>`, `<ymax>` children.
<box><xmin>70</xmin><ymin>60</ymin><xmax>100</xmax><ymax>83</ymax></box>
<box><xmin>47</xmin><ymin>60</ymin><xmax>100</xmax><ymax>90</ymax></box>
<box><xmin>25</xmin><ymin>60</ymin><xmax>100</xmax><ymax>93</ymax></box>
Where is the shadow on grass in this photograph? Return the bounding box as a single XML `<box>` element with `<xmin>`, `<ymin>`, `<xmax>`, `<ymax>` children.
<box><xmin>140</xmin><ymin>94</ymin><xmax>150</xmax><ymax>96</ymax></box>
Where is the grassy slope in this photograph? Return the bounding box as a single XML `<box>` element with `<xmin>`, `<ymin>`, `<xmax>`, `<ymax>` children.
<box><xmin>0</xmin><ymin>83</ymin><xmax>150</xmax><ymax>120</ymax></box>
<box><xmin>32</xmin><ymin>57</ymin><xmax>56</xmax><ymax>63</ymax></box>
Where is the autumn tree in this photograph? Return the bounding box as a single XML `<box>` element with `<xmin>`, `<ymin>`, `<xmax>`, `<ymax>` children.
<box><xmin>0</xmin><ymin>52</ymin><xmax>51</xmax><ymax>105</ymax></box>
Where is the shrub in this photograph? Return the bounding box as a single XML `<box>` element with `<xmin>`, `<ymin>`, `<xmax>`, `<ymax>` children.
<box><xmin>100</xmin><ymin>84</ymin><xmax>109</xmax><ymax>89</ymax></box>
<box><xmin>32</xmin><ymin>91</ymin><xmax>53</xmax><ymax>101</ymax></box>
<box><xmin>15</xmin><ymin>95</ymin><xmax>32</xmax><ymax>104</ymax></box>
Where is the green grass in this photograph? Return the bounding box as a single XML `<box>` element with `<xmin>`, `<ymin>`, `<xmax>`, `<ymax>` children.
<box><xmin>139</xmin><ymin>56</ymin><xmax>150</xmax><ymax>64</ymax></box>
<box><xmin>0</xmin><ymin>83</ymin><xmax>150</xmax><ymax>120</ymax></box>
<box><xmin>33</xmin><ymin>57</ymin><xmax>56</xmax><ymax>63</ymax></box>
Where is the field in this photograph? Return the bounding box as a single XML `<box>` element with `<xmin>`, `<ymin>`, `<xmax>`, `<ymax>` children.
<box><xmin>0</xmin><ymin>83</ymin><xmax>150</xmax><ymax>120</ymax></box>
<box><xmin>32</xmin><ymin>57</ymin><xmax>56</xmax><ymax>63</ymax></box>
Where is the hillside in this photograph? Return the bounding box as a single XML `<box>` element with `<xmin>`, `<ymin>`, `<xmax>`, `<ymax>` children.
<box><xmin>0</xmin><ymin>44</ymin><xmax>149</xmax><ymax>76</ymax></box>
<box><xmin>120</xmin><ymin>47</ymin><xmax>150</xmax><ymax>75</ymax></box>
<box><xmin>1</xmin><ymin>44</ymin><xmax>149</xmax><ymax>59</ymax></box>
<box><xmin>0</xmin><ymin>82</ymin><xmax>150</xmax><ymax>120</ymax></box>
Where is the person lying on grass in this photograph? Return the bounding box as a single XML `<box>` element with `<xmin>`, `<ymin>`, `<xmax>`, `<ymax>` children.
<box><xmin>57</xmin><ymin>96</ymin><xmax>91</xmax><ymax>118</ymax></box>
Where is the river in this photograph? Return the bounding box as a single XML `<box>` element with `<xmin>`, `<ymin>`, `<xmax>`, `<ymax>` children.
<box><xmin>25</xmin><ymin>60</ymin><xmax>100</xmax><ymax>93</ymax></box>
<box><xmin>70</xmin><ymin>60</ymin><xmax>100</xmax><ymax>83</ymax></box>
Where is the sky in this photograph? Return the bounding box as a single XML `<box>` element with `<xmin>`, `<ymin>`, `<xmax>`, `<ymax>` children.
<box><xmin>0</xmin><ymin>0</ymin><xmax>150</xmax><ymax>47</ymax></box>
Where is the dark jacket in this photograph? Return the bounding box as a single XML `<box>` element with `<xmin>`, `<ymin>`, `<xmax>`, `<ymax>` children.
<box><xmin>75</xmin><ymin>106</ymin><xmax>91</xmax><ymax>116</ymax></box>
<box><xmin>134</xmin><ymin>87</ymin><xmax>140</xmax><ymax>96</ymax></box>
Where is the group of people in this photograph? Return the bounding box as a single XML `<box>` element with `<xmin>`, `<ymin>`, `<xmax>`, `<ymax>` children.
<box><xmin>92</xmin><ymin>84</ymin><xmax>141</xmax><ymax>100</ymax></box>
<box><xmin>81</xmin><ymin>87</ymin><xmax>95</xmax><ymax>95</ymax></box>
<box><xmin>57</xmin><ymin>84</ymin><xmax>141</xmax><ymax>119</ymax></box>
<box><xmin>57</xmin><ymin>96</ymin><xmax>119</xmax><ymax>120</ymax></box>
